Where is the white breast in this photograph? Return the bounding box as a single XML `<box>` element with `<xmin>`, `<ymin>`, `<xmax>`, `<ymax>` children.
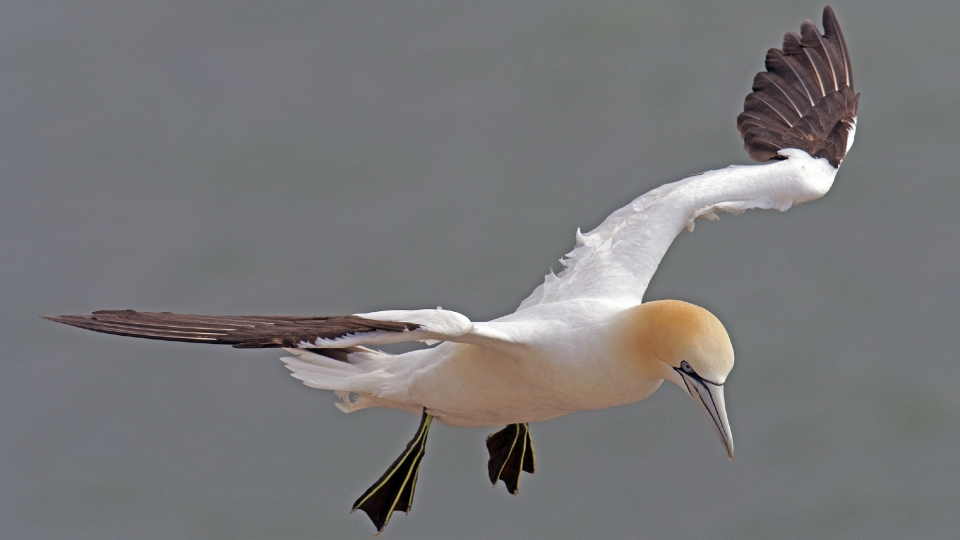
<box><xmin>399</xmin><ymin>303</ymin><xmax>664</xmax><ymax>427</ymax></box>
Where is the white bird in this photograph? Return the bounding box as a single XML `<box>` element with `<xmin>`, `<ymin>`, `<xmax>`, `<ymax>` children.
<box><xmin>45</xmin><ymin>6</ymin><xmax>858</xmax><ymax>535</ymax></box>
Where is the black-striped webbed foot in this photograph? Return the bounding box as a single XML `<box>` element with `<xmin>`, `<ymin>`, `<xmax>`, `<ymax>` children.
<box><xmin>485</xmin><ymin>422</ymin><xmax>535</xmax><ymax>496</ymax></box>
<box><xmin>352</xmin><ymin>410</ymin><xmax>433</xmax><ymax>536</ymax></box>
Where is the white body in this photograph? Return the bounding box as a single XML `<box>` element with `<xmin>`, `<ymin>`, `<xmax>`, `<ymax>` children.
<box><xmin>282</xmin><ymin>150</ymin><xmax>840</xmax><ymax>427</ymax></box>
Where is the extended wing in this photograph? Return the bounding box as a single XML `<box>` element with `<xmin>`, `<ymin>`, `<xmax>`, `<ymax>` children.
<box><xmin>44</xmin><ymin>308</ymin><xmax>515</xmax><ymax>350</ymax></box>
<box><xmin>517</xmin><ymin>151</ymin><xmax>840</xmax><ymax>309</ymax></box>
<box><xmin>518</xmin><ymin>7</ymin><xmax>857</xmax><ymax>310</ymax></box>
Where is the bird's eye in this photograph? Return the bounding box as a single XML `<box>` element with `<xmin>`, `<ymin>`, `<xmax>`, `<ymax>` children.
<box><xmin>680</xmin><ymin>361</ymin><xmax>694</xmax><ymax>374</ymax></box>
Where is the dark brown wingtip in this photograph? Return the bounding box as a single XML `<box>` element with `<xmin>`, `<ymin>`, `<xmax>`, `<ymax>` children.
<box><xmin>41</xmin><ymin>310</ymin><xmax>229</xmax><ymax>344</ymax></box>
<box><xmin>822</xmin><ymin>6</ymin><xmax>853</xmax><ymax>88</ymax></box>
<box><xmin>43</xmin><ymin>310</ymin><xmax>424</xmax><ymax>348</ymax></box>
<box><xmin>42</xmin><ymin>313</ymin><xmax>101</xmax><ymax>330</ymax></box>
<box><xmin>738</xmin><ymin>7</ymin><xmax>858</xmax><ymax>168</ymax></box>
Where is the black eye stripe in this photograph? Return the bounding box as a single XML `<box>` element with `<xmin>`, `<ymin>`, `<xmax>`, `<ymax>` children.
<box><xmin>673</xmin><ymin>361</ymin><xmax>724</xmax><ymax>387</ymax></box>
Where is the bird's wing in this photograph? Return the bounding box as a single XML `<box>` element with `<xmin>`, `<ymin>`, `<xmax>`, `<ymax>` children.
<box><xmin>516</xmin><ymin>151</ymin><xmax>840</xmax><ymax>309</ymax></box>
<box><xmin>44</xmin><ymin>308</ymin><xmax>515</xmax><ymax>350</ymax></box>
<box><xmin>518</xmin><ymin>7</ymin><xmax>858</xmax><ymax>310</ymax></box>
<box><xmin>737</xmin><ymin>6</ymin><xmax>859</xmax><ymax>168</ymax></box>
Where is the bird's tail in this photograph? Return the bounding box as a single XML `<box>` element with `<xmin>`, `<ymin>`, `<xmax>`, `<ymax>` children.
<box><xmin>281</xmin><ymin>346</ymin><xmax>391</xmax><ymax>413</ymax></box>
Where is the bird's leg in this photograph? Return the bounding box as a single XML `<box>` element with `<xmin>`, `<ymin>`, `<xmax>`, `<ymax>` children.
<box><xmin>485</xmin><ymin>423</ymin><xmax>535</xmax><ymax>495</ymax></box>
<box><xmin>352</xmin><ymin>410</ymin><xmax>433</xmax><ymax>536</ymax></box>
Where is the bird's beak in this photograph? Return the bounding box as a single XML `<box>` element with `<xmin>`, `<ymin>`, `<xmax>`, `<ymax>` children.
<box><xmin>677</xmin><ymin>371</ymin><xmax>734</xmax><ymax>460</ymax></box>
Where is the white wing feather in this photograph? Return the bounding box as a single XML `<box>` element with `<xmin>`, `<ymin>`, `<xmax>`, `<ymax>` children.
<box><xmin>517</xmin><ymin>149</ymin><xmax>838</xmax><ymax>310</ymax></box>
<box><xmin>301</xmin><ymin>308</ymin><xmax>520</xmax><ymax>351</ymax></box>
<box><xmin>297</xmin><ymin>308</ymin><xmax>472</xmax><ymax>348</ymax></box>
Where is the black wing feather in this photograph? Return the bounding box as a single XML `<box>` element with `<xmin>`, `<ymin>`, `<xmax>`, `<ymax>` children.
<box><xmin>822</xmin><ymin>6</ymin><xmax>853</xmax><ymax>88</ymax></box>
<box><xmin>737</xmin><ymin>6</ymin><xmax>859</xmax><ymax>168</ymax></box>
<box><xmin>43</xmin><ymin>310</ymin><xmax>420</xmax><ymax>348</ymax></box>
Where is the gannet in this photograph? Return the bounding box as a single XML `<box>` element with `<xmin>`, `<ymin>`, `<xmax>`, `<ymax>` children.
<box><xmin>45</xmin><ymin>6</ymin><xmax>858</xmax><ymax>535</ymax></box>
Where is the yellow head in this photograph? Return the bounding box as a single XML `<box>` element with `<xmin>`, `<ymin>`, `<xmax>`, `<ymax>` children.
<box><xmin>626</xmin><ymin>299</ymin><xmax>735</xmax><ymax>459</ymax></box>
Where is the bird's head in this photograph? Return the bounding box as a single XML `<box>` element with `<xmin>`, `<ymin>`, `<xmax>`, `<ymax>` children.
<box><xmin>627</xmin><ymin>300</ymin><xmax>735</xmax><ymax>459</ymax></box>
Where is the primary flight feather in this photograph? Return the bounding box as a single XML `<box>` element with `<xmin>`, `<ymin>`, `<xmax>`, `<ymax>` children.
<box><xmin>46</xmin><ymin>6</ymin><xmax>858</xmax><ymax>535</ymax></box>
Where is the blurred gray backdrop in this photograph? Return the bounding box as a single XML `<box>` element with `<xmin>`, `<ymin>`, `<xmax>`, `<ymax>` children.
<box><xmin>3</xmin><ymin>0</ymin><xmax>959</xmax><ymax>538</ymax></box>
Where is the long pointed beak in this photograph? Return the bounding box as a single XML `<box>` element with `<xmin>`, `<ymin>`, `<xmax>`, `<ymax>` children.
<box><xmin>678</xmin><ymin>372</ymin><xmax>734</xmax><ymax>460</ymax></box>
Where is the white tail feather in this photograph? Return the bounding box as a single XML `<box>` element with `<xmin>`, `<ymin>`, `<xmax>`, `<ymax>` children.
<box><xmin>280</xmin><ymin>347</ymin><xmax>391</xmax><ymax>413</ymax></box>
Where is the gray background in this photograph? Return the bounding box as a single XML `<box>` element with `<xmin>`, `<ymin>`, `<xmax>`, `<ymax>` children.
<box><xmin>3</xmin><ymin>0</ymin><xmax>959</xmax><ymax>538</ymax></box>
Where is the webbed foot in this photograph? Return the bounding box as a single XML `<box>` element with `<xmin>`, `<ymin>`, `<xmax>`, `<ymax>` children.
<box><xmin>352</xmin><ymin>410</ymin><xmax>432</xmax><ymax>536</ymax></box>
<box><xmin>485</xmin><ymin>422</ymin><xmax>535</xmax><ymax>495</ymax></box>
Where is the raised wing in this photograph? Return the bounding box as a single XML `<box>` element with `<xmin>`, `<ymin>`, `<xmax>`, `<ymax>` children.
<box><xmin>516</xmin><ymin>7</ymin><xmax>857</xmax><ymax>311</ymax></box>
<box><xmin>737</xmin><ymin>6</ymin><xmax>859</xmax><ymax>167</ymax></box>
<box><xmin>517</xmin><ymin>151</ymin><xmax>839</xmax><ymax>310</ymax></box>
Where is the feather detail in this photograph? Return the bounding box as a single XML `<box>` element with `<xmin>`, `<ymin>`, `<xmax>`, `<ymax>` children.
<box><xmin>42</xmin><ymin>310</ymin><xmax>420</xmax><ymax>348</ymax></box>
<box><xmin>822</xmin><ymin>6</ymin><xmax>853</xmax><ymax>88</ymax></box>
<box><xmin>737</xmin><ymin>6</ymin><xmax>859</xmax><ymax>168</ymax></box>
